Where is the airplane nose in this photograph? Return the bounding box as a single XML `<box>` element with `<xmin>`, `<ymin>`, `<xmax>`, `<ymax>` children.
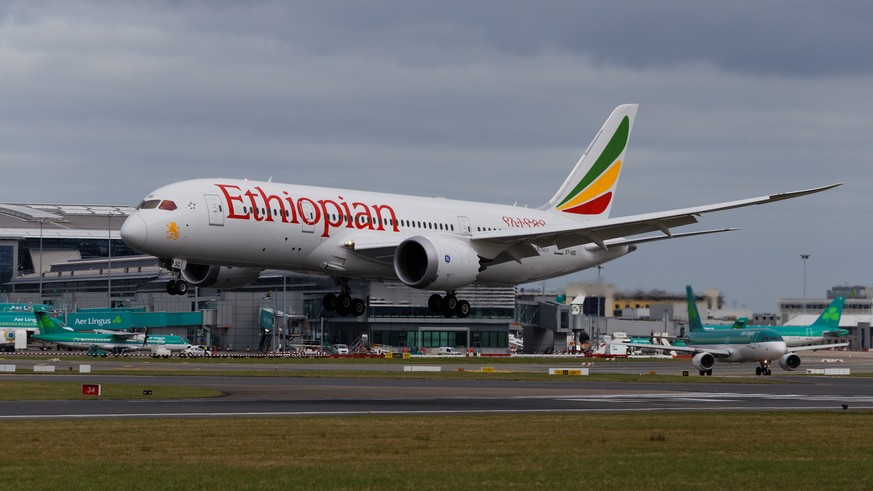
<box><xmin>120</xmin><ymin>214</ymin><xmax>148</xmax><ymax>250</ymax></box>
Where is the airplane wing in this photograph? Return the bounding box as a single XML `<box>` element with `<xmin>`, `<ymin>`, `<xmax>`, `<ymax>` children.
<box><xmin>472</xmin><ymin>183</ymin><xmax>842</xmax><ymax>253</ymax></box>
<box><xmin>788</xmin><ymin>342</ymin><xmax>849</xmax><ymax>352</ymax></box>
<box><xmin>621</xmin><ymin>342</ymin><xmax>732</xmax><ymax>358</ymax></box>
<box><xmin>344</xmin><ymin>183</ymin><xmax>841</xmax><ymax>264</ymax></box>
<box><xmin>95</xmin><ymin>330</ymin><xmax>139</xmax><ymax>337</ymax></box>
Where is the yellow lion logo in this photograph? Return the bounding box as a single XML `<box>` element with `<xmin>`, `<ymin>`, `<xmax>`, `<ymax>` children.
<box><xmin>165</xmin><ymin>222</ymin><xmax>180</xmax><ymax>240</ymax></box>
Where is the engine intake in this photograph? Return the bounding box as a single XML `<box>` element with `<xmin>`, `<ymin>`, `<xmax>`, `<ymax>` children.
<box><xmin>181</xmin><ymin>263</ymin><xmax>261</xmax><ymax>289</ymax></box>
<box><xmin>394</xmin><ymin>235</ymin><xmax>480</xmax><ymax>291</ymax></box>
<box><xmin>692</xmin><ymin>352</ymin><xmax>715</xmax><ymax>371</ymax></box>
<box><xmin>778</xmin><ymin>353</ymin><xmax>801</xmax><ymax>371</ymax></box>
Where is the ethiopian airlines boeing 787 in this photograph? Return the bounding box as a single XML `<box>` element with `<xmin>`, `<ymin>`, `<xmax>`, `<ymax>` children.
<box><xmin>120</xmin><ymin>105</ymin><xmax>840</xmax><ymax>318</ymax></box>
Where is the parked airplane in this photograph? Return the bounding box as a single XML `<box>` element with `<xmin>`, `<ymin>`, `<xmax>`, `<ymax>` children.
<box><xmin>689</xmin><ymin>285</ymin><xmax>848</xmax><ymax>347</ymax></box>
<box><xmin>32</xmin><ymin>311</ymin><xmax>191</xmax><ymax>355</ymax></box>
<box><xmin>120</xmin><ymin>104</ymin><xmax>840</xmax><ymax>318</ymax></box>
<box><xmin>623</xmin><ymin>287</ymin><xmax>848</xmax><ymax>375</ymax></box>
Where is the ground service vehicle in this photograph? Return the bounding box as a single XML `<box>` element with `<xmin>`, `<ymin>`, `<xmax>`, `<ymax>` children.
<box><xmin>0</xmin><ymin>329</ymin><xmax>27</xmax><ymax>352</ymax></box>
<box><xmin>180</xmin><ymin>345</ymin><xmax>211</xmax><ymax>357</ymax></box>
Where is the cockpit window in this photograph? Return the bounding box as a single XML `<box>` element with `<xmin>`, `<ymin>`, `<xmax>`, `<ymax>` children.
<box><xmin>158</xmin><ymin>200</ymin><xmax>178</xmax><ymax>211</ymax></box>
<box><xmin>137</xmin><ymin>200</ymin><xmax>161</xmax><ymax>210</ymax></box>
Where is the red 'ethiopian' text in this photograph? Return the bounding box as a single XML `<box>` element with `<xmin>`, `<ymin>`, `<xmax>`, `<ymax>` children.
<box><xmin>216</xmin><ymin>183</ymin><xmax>399</xmax><ymax>238</ymax></box>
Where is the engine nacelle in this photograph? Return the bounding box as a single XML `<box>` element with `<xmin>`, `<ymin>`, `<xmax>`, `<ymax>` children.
<box><xmin>692</xmin><ymin>352</ymin><xmax>715</xmax><ymax>371</ymax></box>
<box><xmin>778</xmin><ymin>353</ymin><xmax>801</xmax><ymax>371</ymax></box>
<box><xmin>181</xmin><ymin>263</ymin><xmax>261</xmax><ymax>289</ymax></box>
<box><xmin>393</xmin><ymin>235</ymin><xmax>480</xmax><ymax>291</ymax></box>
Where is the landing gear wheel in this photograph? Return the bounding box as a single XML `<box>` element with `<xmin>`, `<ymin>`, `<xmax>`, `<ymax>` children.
<box><xmin>176</xmin><ymin>280</ymin><xmax>188</xmax><ymax>295</ymax></box>
<box><xmin>350</xmin><ymin>298</ymin><xmax>366</xmax><ymax>317</ymax></box>
<box><xmin>756</xmin><ymin>367</ymin><xmax>762</xmax><ymax>376</ymax></box>
<box><xmin>336</xmin><ymin>293</ymin><xmax>352</xmax><ymax>316</ymax></box>
<box><xmin>765</xmin><ymin>368</ymin><xmax>772</xmax><ymax>376</ymax></box>
<box><xmin>699</xmin><ymin>370</ymin><xmax>706</xmax><ymax>376</ymax></box>
<box><xmin>442</xmin><ymin>294</ymin><xmax>458</xmax><ymax>317</ymax></box>
<box><xmin>323</xmin><ymin>293</ymin><xmax>337</xmax><ymax>312</ymax></box>
<box><xmin>706</xmin><ymin>369</ymin><xmax>713</xmax><ymax>376</ymax></box>
<box><xmin>455</xmin><ymin>300</ymin><xmax>471</xmax><ymax>318</ymax></box>
<box><xmin>166</xmin><ymin>280</ymin><xmax>178</xmax><ymax>295</ymax></box>
<box><xmin>428</xmin><ymin>294</ymin><xmax>443</xmax><ymax>313</ymax></box>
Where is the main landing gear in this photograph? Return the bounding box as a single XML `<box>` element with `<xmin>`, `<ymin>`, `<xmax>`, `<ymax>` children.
<box><xmin>428</xmin><ymin>292</ymin><xmax>470</xmax><ymax>318</ymax></box>
<box><xmin>698</xmin><ymin>369</ymin><xmax>713</xmax><ymax>376</ymax></box>
<box><xmin>322</xmin><ymin>292</ymin><xmax>366</xmax><ymax>317</ymax></box>
<box><xmin>755</xmin><ymin>362</ymin><xmax>772</xmax><ymax>376</ymax></box>
<box><xmin>322</xmin><ymin>280</ymin><xmax>366</xmax><ymax>317</ymax></box>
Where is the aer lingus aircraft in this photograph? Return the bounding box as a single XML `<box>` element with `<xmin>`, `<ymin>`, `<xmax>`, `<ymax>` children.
<box><xmin>120</xmin><ymin>104</ymin><xmax>841</xmax><ymax>318</ymax></box>
<box><xmin>688</xmin><ymin>285</ymin><xmax>849</xmax><ymax>347</ymax></box>
<box><xmin>32</xmin><ymin>311</ymin><xmax>191</xmax><ymax>355</ymax></box>
<box><xmin>622</xmin><ymin>287</ymin><xmax>848</xmax><ymax>375</ymax></box>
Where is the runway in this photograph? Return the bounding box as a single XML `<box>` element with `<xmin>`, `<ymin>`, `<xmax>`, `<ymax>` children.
<box><xmin>0</xmin><ymin>371</ymin><xmax>871</xmax><ymax>419</ymax></box>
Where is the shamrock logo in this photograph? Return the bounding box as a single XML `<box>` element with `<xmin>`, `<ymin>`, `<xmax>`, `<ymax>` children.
<box><xmin>822</xmin><ymin>307</ymin><xmax>840</xmax><ymax>322</ymax></box>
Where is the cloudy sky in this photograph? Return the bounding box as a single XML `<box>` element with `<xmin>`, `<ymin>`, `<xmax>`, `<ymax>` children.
<box><xmin>2</xmin><ymin>1</ymin><xmax>871</xmax><ymax>311</ymax></box>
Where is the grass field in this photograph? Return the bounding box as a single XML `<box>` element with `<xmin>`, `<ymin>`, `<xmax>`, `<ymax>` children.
<box><xmin>0</xmin><ymin>381</ymin><xmax>222</xmax><ymax>400</ymax></box>
<box><xmin>0</xmin><ymin>412</ymin><xmax>869</xmax><ymax>490</ymax></box>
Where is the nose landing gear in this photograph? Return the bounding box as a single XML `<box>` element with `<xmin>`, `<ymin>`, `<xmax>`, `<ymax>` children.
<box><xmin>166</xmin><ymin>278</ymin><xmax>189</xmax><ymax>296</ymax></box>
<box><xmin>755</xmin><ymin>362</ymin><xmax>772</xmax><ymax>376</ymax></box>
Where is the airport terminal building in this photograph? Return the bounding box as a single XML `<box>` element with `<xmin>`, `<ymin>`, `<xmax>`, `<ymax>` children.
<box><xmin>2</xmin><ymin>202</ymin><xmax>867</xmax><ymax>352</ymax></box>
<box><xmin>0</xmin><ymin>203</ymin><xmax>524</xmax><ymax>353</ymax></box>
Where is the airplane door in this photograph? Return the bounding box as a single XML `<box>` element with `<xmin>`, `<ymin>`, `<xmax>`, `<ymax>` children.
<box><xmin>204</xmin><ymin>194</ymin><xmax>224</xmax><ymax>226</ymax></box>
<box><xmin>300</xmin><ymin>201</ymin><xmax>316</xmax><ymax>233</ymax></box>
<box><xmin>457</xmin><ymin>216</ymin><xmax>471</xmax><ymax>234</ymax></box>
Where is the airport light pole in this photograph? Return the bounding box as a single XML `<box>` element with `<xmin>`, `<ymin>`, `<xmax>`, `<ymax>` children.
<box><xmin>38</xmin><ymin>218</ymin><xmax>45</xmax><ymax>302</ymax></box>
<box><xmin>107</xmin><ymin>212</ymin><xmax>113</xmax><ymax>308</ymax></box>
<box><xmin>800</xmin><ymin>254</ymin><xmax>810</xmax><ymax>312</ymax></box>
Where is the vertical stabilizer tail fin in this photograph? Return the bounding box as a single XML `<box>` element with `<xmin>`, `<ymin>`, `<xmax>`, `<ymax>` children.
<box><xmin>542</xmin><ymin>104</ymin><xmax>638</xmax><ymax>219</ymax></box>
<box><xmin>686</xmin><ymin>285</ymin><xmax>705</xmax><ymax>333</ymax></box>
<box><xmin>34</xmin><ymin>310</ymin><xmax>69</xmax><ymax>335</ymax></box>
<box><xmin>812</xmin><ymin>297</ymin><xmax>845</xmax><ymax>328</ymax></box>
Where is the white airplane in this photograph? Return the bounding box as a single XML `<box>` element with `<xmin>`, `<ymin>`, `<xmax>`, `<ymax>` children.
<box><xmin>120</xmin><ymin>104</ymin><xmax>840</xmax><ymax>318</ymax></box>
<box><xmin>621</xmin><ymin>300</ymin><xmax>849</xmax><ymax>376</ymax></box>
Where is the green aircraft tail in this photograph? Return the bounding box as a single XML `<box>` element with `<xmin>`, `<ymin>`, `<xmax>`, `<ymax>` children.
<box><xmin>34</xmin><ymin>310</ymin><xmax>70</xmax><ymax>335</ymax></box>
<box><xmin>812</xmin><ymin>297</ymin><xmax>845</xmax><ymax>328</ymax></box>
<box><xmin>686</xmin><ymin>285</ymin><xmax>704</xmax><ymax>333</ymax></box>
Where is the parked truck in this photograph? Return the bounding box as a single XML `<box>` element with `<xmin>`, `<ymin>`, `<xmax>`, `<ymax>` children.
<box><xmin>0</xmin><ymin>329</ymin><xmax>28</xmax><ymax>352</ymax></box>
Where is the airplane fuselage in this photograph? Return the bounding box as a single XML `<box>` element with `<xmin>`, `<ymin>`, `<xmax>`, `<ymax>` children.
<box><xmin>685</xmin><ymin>330</ymin><xmax>786</xmax><ymax>363</ymax></box>
<box><xmin>122</xmin><ymin>178</ymin><xmax>633</xmax><ymax>286</ymax></box>
<box><xmin>33</xmin><ymin>333</ymin><xmax>190</xmax><ymax>352</ymax></box>
<box><xmin>700</xmin><ymin>326</ymin><xmax>847</xmax><ymax>348</ymax></box>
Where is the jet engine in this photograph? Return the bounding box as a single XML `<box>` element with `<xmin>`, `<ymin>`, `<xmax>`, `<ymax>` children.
<box><xmin>393</xmin><ymin>235</ymin><xmax>480</xmax><ymax>291</ymax></box>
<box><xmin>181</xmin><ymin>263</ymin><xmax>262</xmax><ymax>289</ymax></box>
<box><xmin>692</xmin><ymin>352</ymin><xmax>715</xmax><ymax>371</ymax></box>
<box><xmin>778</xmin><ymin>353</ymin><xmax>801</xmax><ymax>371</ymax></box>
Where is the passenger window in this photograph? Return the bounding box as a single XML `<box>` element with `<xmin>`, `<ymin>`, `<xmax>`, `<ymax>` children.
<box><xmin>158</xmin><ymin>200</ymin><xmax>177</xmax><ymax>211</ymax></box>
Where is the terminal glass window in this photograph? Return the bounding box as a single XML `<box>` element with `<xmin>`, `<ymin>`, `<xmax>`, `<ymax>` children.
<box><xmin>0</xmin><ymin>245</ymin><xmax>12</xmax><ymax>284</ymax></box>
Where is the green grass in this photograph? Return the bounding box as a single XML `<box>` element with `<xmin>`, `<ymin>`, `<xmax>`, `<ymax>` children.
<box><xmin>0</xmin><ymin>381</ymin><xmax>222</xmax><ymax>400</ymax></box>
<box><xmin>0</xmin><ymin>412</ymin><xmax>869</xmax><ymax>490</ymax></box>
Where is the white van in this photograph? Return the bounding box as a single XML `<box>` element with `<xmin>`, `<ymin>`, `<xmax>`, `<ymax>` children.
<box><xmin>438</xmin><ymin>346</ymin><xmax>463</xmax><ymax>356</ymax></box>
